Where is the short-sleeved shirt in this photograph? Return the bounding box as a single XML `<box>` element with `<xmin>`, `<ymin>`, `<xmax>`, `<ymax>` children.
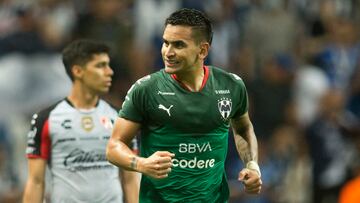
<box><xmin>26</xmin><ymin>98</ymin><xmax>127</xmax><ymax>203</ymax></box>
<box><xmin>120</xmin><ymin>66</ymin><xmax>248</xmax><ymax>203</ymax></box>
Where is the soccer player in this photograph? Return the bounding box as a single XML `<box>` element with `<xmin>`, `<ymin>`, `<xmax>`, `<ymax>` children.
<box><xmin>23</xmin><ymin>39</ymin><xmax>139</xmax><ymax>203</ymax></box>
<box><xmin>106</xmin><ymin>8</ymin><xmax>262</xmax><ymax>202</ymax></box>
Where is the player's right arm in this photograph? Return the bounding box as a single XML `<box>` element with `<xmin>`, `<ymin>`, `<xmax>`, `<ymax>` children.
<box><xmin>106</xmin><ymin>117</ymin><xmax>174</xmax><ymax>179</ymax></box>
<box><xmin>23</xmin><ymin>110</ymin><xmax>52</xmax><ymax>203</ymax></box>
<box><xmin>23</xmin><ymin>158</ymin><xmax>46</xmax><ymax>203</ymax></box>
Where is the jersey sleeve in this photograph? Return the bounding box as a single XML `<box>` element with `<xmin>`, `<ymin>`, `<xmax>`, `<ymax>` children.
<box><xmin>119</xmin><ymin>75</ymin><xmax>151</xmax><ymax>122</ymax></box>
<box><xmin>26</xmin><ymin>111</ymin><xmax>51</xmax><ymax>160</ymax></box>
<box><xmin>231</xmin><ymin>73</ymin><xmax>249</xmax><ymax>118</ymax></box>
<box><xmin>107</xmin><ymin>102</ymin><xmax>139</xmax><ymax>155</ymax></box>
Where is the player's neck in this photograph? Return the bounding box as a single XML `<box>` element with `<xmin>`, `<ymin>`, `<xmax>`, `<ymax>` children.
<box><xmin>174</xmin><ymin>66</ymin><xmax>205</xmax><ymax>92</ymax></box>
<box><xmin>68</xmin><ymin>85</ymin><xmax>99</xmax><ymax>109</ymax></box>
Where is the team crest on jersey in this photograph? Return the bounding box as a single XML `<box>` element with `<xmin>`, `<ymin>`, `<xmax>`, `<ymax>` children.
<box><xmin>81</xmin><ymin>116</ymin><xmax>94</xmax><ymax>132</ymax></box>
<box><xmin>218</xmin><ymin>98</ymin><xmax>232</xmax><ymax>120</ymax></box>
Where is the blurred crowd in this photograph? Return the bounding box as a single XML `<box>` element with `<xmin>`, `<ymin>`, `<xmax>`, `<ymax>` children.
<box><xmin>0</xmin><ymin>0</ymin><xmax>360</xmax><ymax>202</ymax></box>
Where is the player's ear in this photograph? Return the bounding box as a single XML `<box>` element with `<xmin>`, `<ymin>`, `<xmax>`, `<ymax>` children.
<box><xmin>72</xmin><ymin>65</ymin><xmax>84</xmax><ymax>80</ymax></box>
<box><xmin>199</xmin><ymin>42</ymin><xmax>210</xmax><ymax>60</ymax></box>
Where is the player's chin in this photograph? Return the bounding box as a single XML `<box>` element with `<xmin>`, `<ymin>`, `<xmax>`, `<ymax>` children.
<box><xmin>98</xmin><ymin>87</ymin><xmax>111</xmax><ymax>94</ymax></box>
<box><xmin>164</xmin><ymin>66</ymin><xmax>180</xmax><ymax>74</ymax></box>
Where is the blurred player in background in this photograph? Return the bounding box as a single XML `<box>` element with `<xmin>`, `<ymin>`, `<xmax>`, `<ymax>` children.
<box><xmin>107</xmin><ymin>8</ymin><xmax>262</xmax><ymax>202</ymax></box>
<box><xmin>23</xmin><ymin>39</ymin><xmax>139</xmax><ymax>203</ymax></box>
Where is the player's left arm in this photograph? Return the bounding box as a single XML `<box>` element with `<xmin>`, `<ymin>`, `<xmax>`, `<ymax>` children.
<box><xmin>120</xmin><ymin>169</ymin><xmax>140</xmax><ymax>203</ymax></box>
<box><xmin>230</xmin><ymin>112</ymin><xmax>262</xmax><ymax>194</ymax></box>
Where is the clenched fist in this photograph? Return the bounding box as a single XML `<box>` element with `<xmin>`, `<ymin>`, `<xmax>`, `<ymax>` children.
<box><xmin>137</xmin><ymin>151</ymin><xmax>175</xmax><ymax>179</ymax></box>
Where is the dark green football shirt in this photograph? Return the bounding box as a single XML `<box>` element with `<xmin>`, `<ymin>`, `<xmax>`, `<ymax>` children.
<box><xmin>120</xmin><ymin>66</ymin><xmax>248</xmax><ymax>203</ymax></box>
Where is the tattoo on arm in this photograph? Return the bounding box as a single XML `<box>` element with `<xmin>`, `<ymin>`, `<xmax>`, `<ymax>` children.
<box><xmin>231</xmin><ymin>114</ymin><xmax>258</xmax><ymax>163</ymax></box>
<box><xmin>235</xmin><ymin>136</ymin><xmax>252</xmax><ymax>163</ymax></box>
<box><xmin>130</xmin><ymin>156</ymin><xmax>137</xmax><ymax>170</ymax></box>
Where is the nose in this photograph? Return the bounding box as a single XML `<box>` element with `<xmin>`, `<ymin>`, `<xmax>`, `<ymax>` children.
<box><xmin>165</xmin><ymin>45</ymin><xmax>175</xmax><ymax>58</ymax></box>
<box><xmin>106</xmin><ymin>65</ymin><xmax>114</xmax><ymax>76</ymax></box>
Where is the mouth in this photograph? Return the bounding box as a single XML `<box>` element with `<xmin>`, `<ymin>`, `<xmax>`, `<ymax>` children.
<box><xmin>105</xmin><ymin>80</ymin><xmax>112</xmax><ymax>87</ymax></box>
<box><xmin>164</xmin><ymin>59</ymin><xmax>179</xmax><ymax>67</ymax></box>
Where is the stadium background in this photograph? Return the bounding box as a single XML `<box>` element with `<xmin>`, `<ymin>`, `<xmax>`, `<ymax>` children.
<box><xmin>0</xmin><ymin>0</ymin><xmax>359</xmax><ymax>202</ymax></box>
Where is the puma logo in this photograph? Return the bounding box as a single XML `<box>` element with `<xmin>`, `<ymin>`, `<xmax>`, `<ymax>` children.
<box><xmin>158</xmin><ymin>104</ymin><xmax>173</xmax><ymax>116</ymax></box>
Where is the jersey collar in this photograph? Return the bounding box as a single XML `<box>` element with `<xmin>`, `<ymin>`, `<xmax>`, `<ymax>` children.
<box><xmin>170</xmin><ymin>66</ymin><xmax>209</xmax><ymax>92</ymax></box>
<box><xmin>65</xmin><ymin>97</ymin><xmax>100</xmax><ymax>108</ymax></box>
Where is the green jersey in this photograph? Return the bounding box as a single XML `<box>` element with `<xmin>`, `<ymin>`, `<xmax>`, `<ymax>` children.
<box><xmin>120</xmin><ymin>66</ymin><xmax>248</xmax><ymax>203</ymax></box>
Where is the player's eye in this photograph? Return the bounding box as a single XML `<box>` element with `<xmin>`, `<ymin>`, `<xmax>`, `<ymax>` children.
<box><xmin>95</xmin><ymin>62</ymin><xmax>108</xmax><ymax>68</ymax></box>
<box><xmin>174</xmin><ymin>41</ymin><xmax>185</xmax><ymax>48</ymax></box>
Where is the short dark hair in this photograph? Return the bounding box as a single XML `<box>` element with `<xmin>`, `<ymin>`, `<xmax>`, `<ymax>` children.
<box><xmin>165</xmin><ymin>8</ymin><xmax>213</xmax><ymax>45</ymax></box>
<box><xmin>62</xmin><ymin>39</ymin><xmax>110</xmax><ymax>81</ymax></box>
